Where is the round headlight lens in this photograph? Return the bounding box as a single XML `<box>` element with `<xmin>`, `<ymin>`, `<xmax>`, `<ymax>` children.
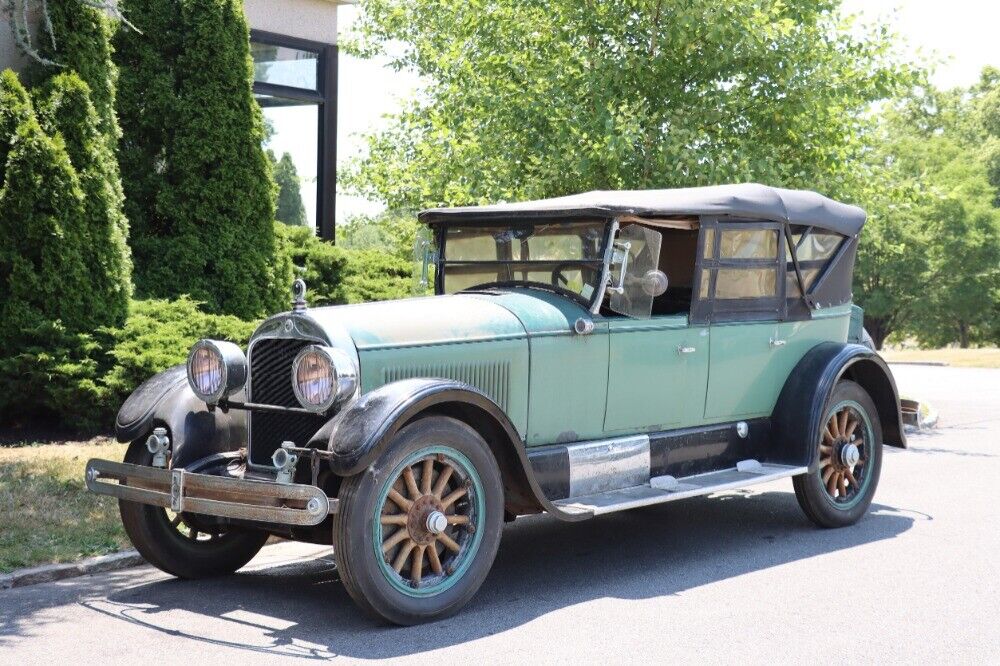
<box><xmin>186</xmin><ymin>339</ymin><xmax>247</xmax><ymax>404</ymax></box>
<box><xmin>294</xmin><ymin>349</ymin><xmax>335</xmax><ymax>409</ymax></box>
<box><xmin>291</xmin><ymin>345</ymin><xmax>358</xmax><ymax>413</ymax></box>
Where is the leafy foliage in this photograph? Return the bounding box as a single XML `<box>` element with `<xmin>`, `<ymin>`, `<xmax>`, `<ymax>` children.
<box><xmin>345</xmin><ymin>0</ymin><xmax>913</xmax><ymax>209</ymax></box>
<box><xmin>34</xmin><ymin>73</ymin><xmax>132</xmax><ymax>330</ymax></box>
<box><xmin>337</xmin><ymin>209</ymin><xmax>423</xmax><ymax>261</ymax></box>
<box><xmin>0</xmin><ymin>297</ymin><xmax>257</xmax><ymax>432</ymax></box>
<box><xmin>115</xmin><ymin>0</ymin><xmax>289</xmax><ymax>318</ymax></box>
<box><xmin>270</xmin><ymin>151</ymin><xmax>308</xmax><ymax>227</ymax></box>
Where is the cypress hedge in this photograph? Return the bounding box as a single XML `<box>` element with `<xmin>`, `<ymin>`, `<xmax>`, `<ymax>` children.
<box><xmin>116</xmin><ymin>0</ymin><xmax>289</xmax><ymax>319</ymax></box>
<box><xmin>272</xmin><ymin>151</ymin><xmax>308</xmax><ymax>227</ymax></box>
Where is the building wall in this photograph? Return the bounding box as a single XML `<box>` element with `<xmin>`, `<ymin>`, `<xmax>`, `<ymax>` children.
<box><xmin>243</xmin><ymin>0</ymin><xmax>341</xmax><ymax>45</ymax></box>
<box><xmin>0</xmin><ymin>1</ymin><xmax>342</xmax><ymax>74</ymax></box>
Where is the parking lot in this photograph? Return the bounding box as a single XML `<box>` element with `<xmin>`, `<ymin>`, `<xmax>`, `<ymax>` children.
<box><xmin>2</xmin><ymin>363</ymin><xmax>998</xmax><ymax>664</ymax></box>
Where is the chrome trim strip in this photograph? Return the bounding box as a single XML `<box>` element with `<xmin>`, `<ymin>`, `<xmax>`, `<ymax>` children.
<box><xmin>567</xmin><ymin>434</ymin><xmax>650</xmax><ymax>498</ymax></box>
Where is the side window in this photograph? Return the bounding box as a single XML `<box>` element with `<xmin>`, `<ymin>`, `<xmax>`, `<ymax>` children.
<box><xmin>693</xmin><ymin>221</ymin><xmax>783</xmax><ymax>322</ymax></box>
<box><xmin>786</xmin><ymin>228</ymin><xmax>845</xmax><ymax>297</ymax></box>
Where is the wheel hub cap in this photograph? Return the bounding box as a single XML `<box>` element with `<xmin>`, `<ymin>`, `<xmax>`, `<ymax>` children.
<box><xmin>840</xmin><ymin>442</ymin><xmax>860</xmax><ymax>467</ymax></box>
<box><xmin>425</xmin><ymin>510</ymin><xmax>447</xmax><ymax>534</ymax></box>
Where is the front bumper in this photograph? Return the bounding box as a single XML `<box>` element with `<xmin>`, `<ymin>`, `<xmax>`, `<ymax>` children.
<box><xmin>85</xmin><ymin>459</ymin><xmax>337</xmax><ymax>527</ymax></box>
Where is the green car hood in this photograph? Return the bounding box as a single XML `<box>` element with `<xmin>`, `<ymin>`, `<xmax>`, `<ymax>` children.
<box><xmin>304</xmin><ymin>289</ymin><xmax>589</xmax><ymax>351</ymax></box>
<box><xmin>306</xmin><ymin>294</ymin><xmax>527</xmax><ymax>351</ymax></box>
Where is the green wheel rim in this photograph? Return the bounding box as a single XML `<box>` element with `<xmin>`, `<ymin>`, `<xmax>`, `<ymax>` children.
<box><xmin>372</xmin><ymin>446</ymin><xmax>485</xmax><ymax>598</ymax></box>
<box><xmin>816</xmin><ymin>399</ymin><xmax>874</xmax><ymax>510</ymax></box>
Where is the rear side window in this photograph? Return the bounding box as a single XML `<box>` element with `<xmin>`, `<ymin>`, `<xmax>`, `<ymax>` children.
<box><xmin>694</xmin><ymin>222</ymin><xmax>783</xmax><ymax>322</ymax></box>
<box><xmin>786</xmin><ymin>228</ymin><xmax>844</xmax><ymax>297</ymax></box>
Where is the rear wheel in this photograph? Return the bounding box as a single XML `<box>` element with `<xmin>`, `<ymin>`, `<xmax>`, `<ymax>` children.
<box><xmin>333</xmin><ymin>416</ymin><xmax>504</xmax><ymax>625</ymax></box>
<box><xmin>118</xmin><ymin>437</ymin><xmax>269</xmax><ymax>579</ymax></box>
<box><xmin>793</xmin><ymin>380</ymin><xmax>883</xmax><ymax>528</ymax></box>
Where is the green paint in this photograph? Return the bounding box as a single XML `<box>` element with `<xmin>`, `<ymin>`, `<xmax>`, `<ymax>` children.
<box><xmin>604</xmin><ymin>316</ymin><xmax>709</xmax><ymax>432</ymax></box>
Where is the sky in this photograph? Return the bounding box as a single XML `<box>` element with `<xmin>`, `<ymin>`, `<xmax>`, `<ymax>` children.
<box><xmin>322</xmin><ymin>1</ymin><xmax>1000</xmax><ymax>224</ymax></box>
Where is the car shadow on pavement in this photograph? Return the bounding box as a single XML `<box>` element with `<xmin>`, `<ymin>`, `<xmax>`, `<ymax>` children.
<box><xmin>30</xmin><ymin>489</ymin><xmax>922</xmax><ymax>660</ymax></box>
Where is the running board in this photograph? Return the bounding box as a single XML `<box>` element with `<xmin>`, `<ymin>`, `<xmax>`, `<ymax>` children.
<box><xmin>552</xmin><ymin>460</ymin><xmax>807</xmax><ymax>517</ymax></box>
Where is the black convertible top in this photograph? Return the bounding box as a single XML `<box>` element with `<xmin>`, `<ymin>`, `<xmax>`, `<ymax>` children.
<box><xmin>419</xmin><ymin>183</ymin><xmax>866</xmax><ymax>236</ymax></box>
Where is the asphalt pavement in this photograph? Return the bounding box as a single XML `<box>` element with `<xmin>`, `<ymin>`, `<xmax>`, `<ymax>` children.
<box><xmin>2</xmin><ymin>364</ymin><xmax>998</xmax><ymax>664</ymax></box>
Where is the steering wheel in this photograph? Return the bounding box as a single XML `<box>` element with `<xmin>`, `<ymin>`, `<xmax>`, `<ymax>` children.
<box><xmin>551</xmin><ymin>263</ymin><xmax>587</xmax><ymax>289</ymax></box>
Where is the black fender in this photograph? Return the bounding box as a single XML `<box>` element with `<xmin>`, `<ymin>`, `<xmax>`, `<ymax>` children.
<box><xmin>307</xmin><ymin>378</ymin><xmax>588</xmax><ymax>521</ymax></box>
<box><xmin>114</xmin><ymin>364</ymin><xmax>247</xmax><ymax>469</ymax></box>
<box><xmin>772</xmin><ymin>342</ymin><xmax>907</xmax><ymax>472</ymax></box>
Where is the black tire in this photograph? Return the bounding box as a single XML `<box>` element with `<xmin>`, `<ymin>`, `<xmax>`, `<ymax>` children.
<box><xmin>118</xmin><ymin>438</ymin><xmax>269</xmax><ymax>579</ymax></box>
<box><xmin>793</xmin><ymin>380</ymin><xmax>883</xmax><ymax>528</ymax></box>
<box><xmin>333</xmin><ymin>416</ymin><xmax>504</xmax><ymax>625</ymax></box>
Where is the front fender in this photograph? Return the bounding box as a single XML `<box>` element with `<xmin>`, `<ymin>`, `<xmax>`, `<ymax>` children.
<box><xmin>308</xmin><ymin>378</ymin><xmax>589</xmax><ymax>521</ymax></box>
<box><xmin>115</xmin><ymin>365</ymin><xmax>247</xmax><ymax>468</ymax></box>
<box><xmin>772</xmin><ymin>343</ymin><xmax>906</xmax><ymax>472</ymax></box>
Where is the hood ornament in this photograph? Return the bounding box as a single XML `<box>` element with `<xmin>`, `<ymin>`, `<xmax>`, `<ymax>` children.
<box><xmin>291</xmin><ymin>278</ymin><xmax>308</xmax><ymax>313</ymax></box>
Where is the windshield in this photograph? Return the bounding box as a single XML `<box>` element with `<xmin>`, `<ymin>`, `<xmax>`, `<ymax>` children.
<box><xmin>439</xmin><ymin>220</ymin><xmax>608</xmax><ymax>303</ymax></box>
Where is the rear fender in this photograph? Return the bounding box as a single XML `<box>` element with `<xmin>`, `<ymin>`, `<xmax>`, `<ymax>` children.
<box><xmin>114</xmin><ymin>365</ymin><xmax>247</xmax><ymax>468</ymax></box>
<box><xmin>772</xmin><ymin>342</ymin><xmax>906</xmax><ymax>472</ymax></box>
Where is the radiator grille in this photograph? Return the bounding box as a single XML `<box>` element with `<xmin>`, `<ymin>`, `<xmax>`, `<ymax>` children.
<box><xmin>248</xmin><ymin>338</ymin><xmax>325</xmax><ymax>467</ymax></box>
<box><xmin>382</xmin><ymin>361</ymin><xmax>511</xmax><ymax>411</ymax></box>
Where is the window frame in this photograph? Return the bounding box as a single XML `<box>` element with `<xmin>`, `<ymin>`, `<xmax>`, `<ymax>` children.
<box><xmin>250</xmin><ymin>29</ymin><xmax>338</xmax><ymax>241</ymax></box>
<box><xmin>691</xmin><ymin>217</ymin><xmax>787</xmax><ymax>324</ymax></box>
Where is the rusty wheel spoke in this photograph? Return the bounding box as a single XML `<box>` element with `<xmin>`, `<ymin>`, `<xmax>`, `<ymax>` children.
<box><xmin>837</xmin><ymin>473</ymin><xmax>847</xmax><ymax>498</ymax></box>
<box><xmin>822</xmin><ymin>466</ymin><xmax>836</xmax><ymax>484</ymax></box>
<box><xmin>844</xmin><ymin>418</ymin><xmax>859</xmax><ymax>440</ymax></box>
<box><xmin>447</xmin><ymin>514</ymin><xmax>470</xmax><ymax>525</ymax></box>
<box><xmin>432</xmin><ymin>465</ymin><xmax>454</xmax><ymax>498</ymax></box>
<box><xmin>411</xmin><ymin>545</ymin><xmax>426</xmax><ymax>585</ymax></box>
<box><xmin>838</xmin><ymin>410</ymin><xmax>849</xmax><ymax>438</ymax></box>
<box><xmin>826</xmin><ymin>470</ymin><xmax>839</xmax><ymax>495</ymax></box>
<box><xmin>437</xmin><ymin>532</ymin><xmax>461</xmax><ymax>553</ymax></box>
<box><xmin>823</xmin><ymin>428</ymin><xmax>835</xmax><ymax>445</ymax></box>
<box><xmin>380</xmin><ymin>514</ymin><xmax>408</xmax><ymax>526</ymax></box>
<box><xmin>427</xmin><ymin>544</ymin><xmax>443</xmax><ymax>574</ymax></box>
<box><xmin>845</xmin><ymin>469</ymin><xmax>860</xmax><ymax>489</ymax></box>
<box><xmin>441</xmin><ymin>486</ymin><xmax>467</xmax><ymax>510</ymax></box>
<box><xmin>393</xmin><ymin>541</ymin><xmax>416</xmax><ymax>573</ymax></box>
<box><xmin>381</xmin><ymin>528</ymin><xmax>409</xmax><ymax>554</ymax></box>
<box><xmin>402</xmin><ymin>467</ymin><xmax>420</xmax><ymax>499</ymax></box>
<box><xmin>421</xmin><ymin>458</ymin><xmax>434</xmax><ymax>495</ymax></box>
<box><xmin>388</xmin><ymin>488</ymin><xmax>412</xmax><ymax>511</ymax></box>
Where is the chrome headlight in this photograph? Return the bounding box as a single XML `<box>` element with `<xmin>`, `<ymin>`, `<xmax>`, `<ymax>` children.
<box><xmin>186</xmin><ymin>339</ymin><xmax>247</xmax><ymax>404</ymax></box>
<box><xmin>291</xmin><ymin>345</ymin><xmax>358</xmax><ymax>413</ymax></box>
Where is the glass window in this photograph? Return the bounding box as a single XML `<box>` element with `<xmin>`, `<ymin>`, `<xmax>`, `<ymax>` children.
<box><xmin>714</xmin><ymin>268</ymin><xmax>777</xmax><ymax>299</ymax></box>
<box><xmin>251</xmin><ymin>43</ymin><xmax>319</xmax><ymax>90</ymax></box>
<box><xmin>720</xmin><ymin>229</ymin><xmax>778</xmax><ymax>259</ymax></box>
<box><xmin>797</xmin><ymin>231</ymin><xmax>842</xmax><ymax>261</ymax></box>
<box><xmin>786</xmin><ymin>268</ymin><xmax>821</xmax><ymax>297</ymax></box>
<box><xmin>440</xmin><ymin>221</ymin><xmax>606</xmax><ymax>301</ymax></box>
<box><xmin>259</xmin><ymin>99</ymin><xmax>319</xmax><ymax>231</ymax></box>
<box><xmin>702</xmin><ymin>229</ymin><xmax>715</xmax><ymax>258</ymax></box>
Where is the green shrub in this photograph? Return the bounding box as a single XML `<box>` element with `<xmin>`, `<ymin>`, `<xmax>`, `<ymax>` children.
<box><xmin>0</xmin><ymin>78</ymin><xmax>93</xmax><ymax>349</ymax></box>
<box><xmin>34</xmin><ymin>73</ymin><xmax>132</xmax><ymax>330</ymax></box>
<box><xmin>0</xmin><ymin>70</ymin><xmax>34</xmax><ymax>177</ymax></box>
<box><xmin>116</xmin><ymin>0</ymin><xmax>288</xmax><ymax>319</ymax></box>
<box><xmin>338</xmin><ymin>209</ymin><xmax>423</xmax><ymax>261</ymax></box>
<box><xmin>341</xmin><ymin>249</ymin><xmax>413</xmax><ymax>303</ymax></box>
<box><xmin>0</xmin><ymin>297</ymin><xmax>259</xmax><ymax>433</ymax></box>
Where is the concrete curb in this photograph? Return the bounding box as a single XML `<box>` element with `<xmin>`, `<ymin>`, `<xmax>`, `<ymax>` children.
<box><xmin>886</xmin><ymin>361</ymin><xmax>949</xmax><ymax>367</ymax></box>
<box><xmin>0</xmin><ymin>550</ymin><xmax>145</xmax><ymax>591</ymax></box>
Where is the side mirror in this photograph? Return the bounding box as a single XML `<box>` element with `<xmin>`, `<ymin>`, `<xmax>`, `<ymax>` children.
<box><xmin>641</xmin><ymin>270</ymin><xmax>668</xmax><ymax>297</ymax></box>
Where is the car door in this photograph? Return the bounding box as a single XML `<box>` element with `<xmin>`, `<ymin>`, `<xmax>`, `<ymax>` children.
<box><xmin>692</xmin><ymin>219</ymin><xmax>787</xmax><ymax>419</ymax></box>
<box><xmin>603</xmin><ymin>315</ymin><xmax>710</xmax><ymax>432</ymax></box>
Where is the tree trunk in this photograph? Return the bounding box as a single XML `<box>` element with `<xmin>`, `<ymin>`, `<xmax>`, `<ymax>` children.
<box><xmin>958</xmin><ymin>321</ymin><xmax>970</xmax><ymax>349</ymax></box>
<box><xmin>863</xmin><ymin>316</ymin><xmax>889</xmax><ymax>351</ymax></box>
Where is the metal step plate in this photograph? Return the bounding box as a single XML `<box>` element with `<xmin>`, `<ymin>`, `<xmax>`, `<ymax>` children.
<box><xmin>553</xmin><ymin>460</ymin><xmax>807</xmax><ymax>517</ymax></box>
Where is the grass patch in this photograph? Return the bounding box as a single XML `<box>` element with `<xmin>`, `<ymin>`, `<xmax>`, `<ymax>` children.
<box><xmin>0</xmin><ymin>438</ymin><xmax>129</xmax><ymax>573</ymax></box>
<box><xmin>881</xmin><ymin>347</ymin><xmax>1000</xmax><ymax>369</ymax></box>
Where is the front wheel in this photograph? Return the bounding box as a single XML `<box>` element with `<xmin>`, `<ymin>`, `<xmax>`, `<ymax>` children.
<box><xmin>333</xmin><ymin>416</ymin><xmax>504</xmax><ymax>625</ymax></box>
<box><xmin>793</xmin><ymin>380</ymin><xmax>883</xmax><ymax>528</ymax></box>
<box><xmin>118</xmin><ymin>437</ymin><xmax>269</xmax><ymax>579</ymax></box>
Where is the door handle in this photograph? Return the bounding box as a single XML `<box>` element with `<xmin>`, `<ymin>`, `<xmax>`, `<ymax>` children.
<box><xmin>677</xmin><ymin>346</ymin><xmax>696</xmax><ymax>354</ymax></box>
<box><xmin>770</xmin><ymin>338</ymin><xmax>787</xmax><ymax>348</ymax></box>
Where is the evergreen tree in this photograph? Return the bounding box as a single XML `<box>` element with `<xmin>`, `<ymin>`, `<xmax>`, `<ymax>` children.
<box><xmin>116</xmin><ymin>0</ymin><xmax>288</xmax><ymax>318</ymax></box>
<box><xmin>272</xmin><ymin>151</ymin><xmax>308</xmax><ymax>227</ymax></box>
<box><xmin>0</xmin><ymin>72</ymin><xmax>92</xmax><ymax>354</ymax></box>
<box><xmin>35</xmin><ymin>73</ymin><xmax>132</xmax><ymax>328</ymax></box>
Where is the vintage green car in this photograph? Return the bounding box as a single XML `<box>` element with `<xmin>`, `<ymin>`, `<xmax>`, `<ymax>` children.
<box><xmin>86</xmin><ymin>184</ymin><xmax>905</xmax><ymax>624</ymax></box>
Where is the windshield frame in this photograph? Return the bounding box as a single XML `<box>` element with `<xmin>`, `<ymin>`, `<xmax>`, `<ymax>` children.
<box><xmin>432</xmin><ymin>217</ymin><xmax>615</xmax><ymax>310</ymax></box>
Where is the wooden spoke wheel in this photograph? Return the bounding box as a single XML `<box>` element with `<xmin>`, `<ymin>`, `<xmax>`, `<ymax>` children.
<box><xmin>793</xmin><ymin>380</ymin><xmax>883</xmax><ymax>528</ymax></box>
<box><xmin>818</xmin><ymin>403</ymin><xmax>871</xmax><ymax>505</ymax></box>
<box><xmin>375</xmin><ymin>448</ymin><xmax>484</xmax><ymax>595</ymax></box>
<box><xmin>333</xmin><ymin>416</ymin><xmax>504</xmax><ymax>625</ymax></box>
